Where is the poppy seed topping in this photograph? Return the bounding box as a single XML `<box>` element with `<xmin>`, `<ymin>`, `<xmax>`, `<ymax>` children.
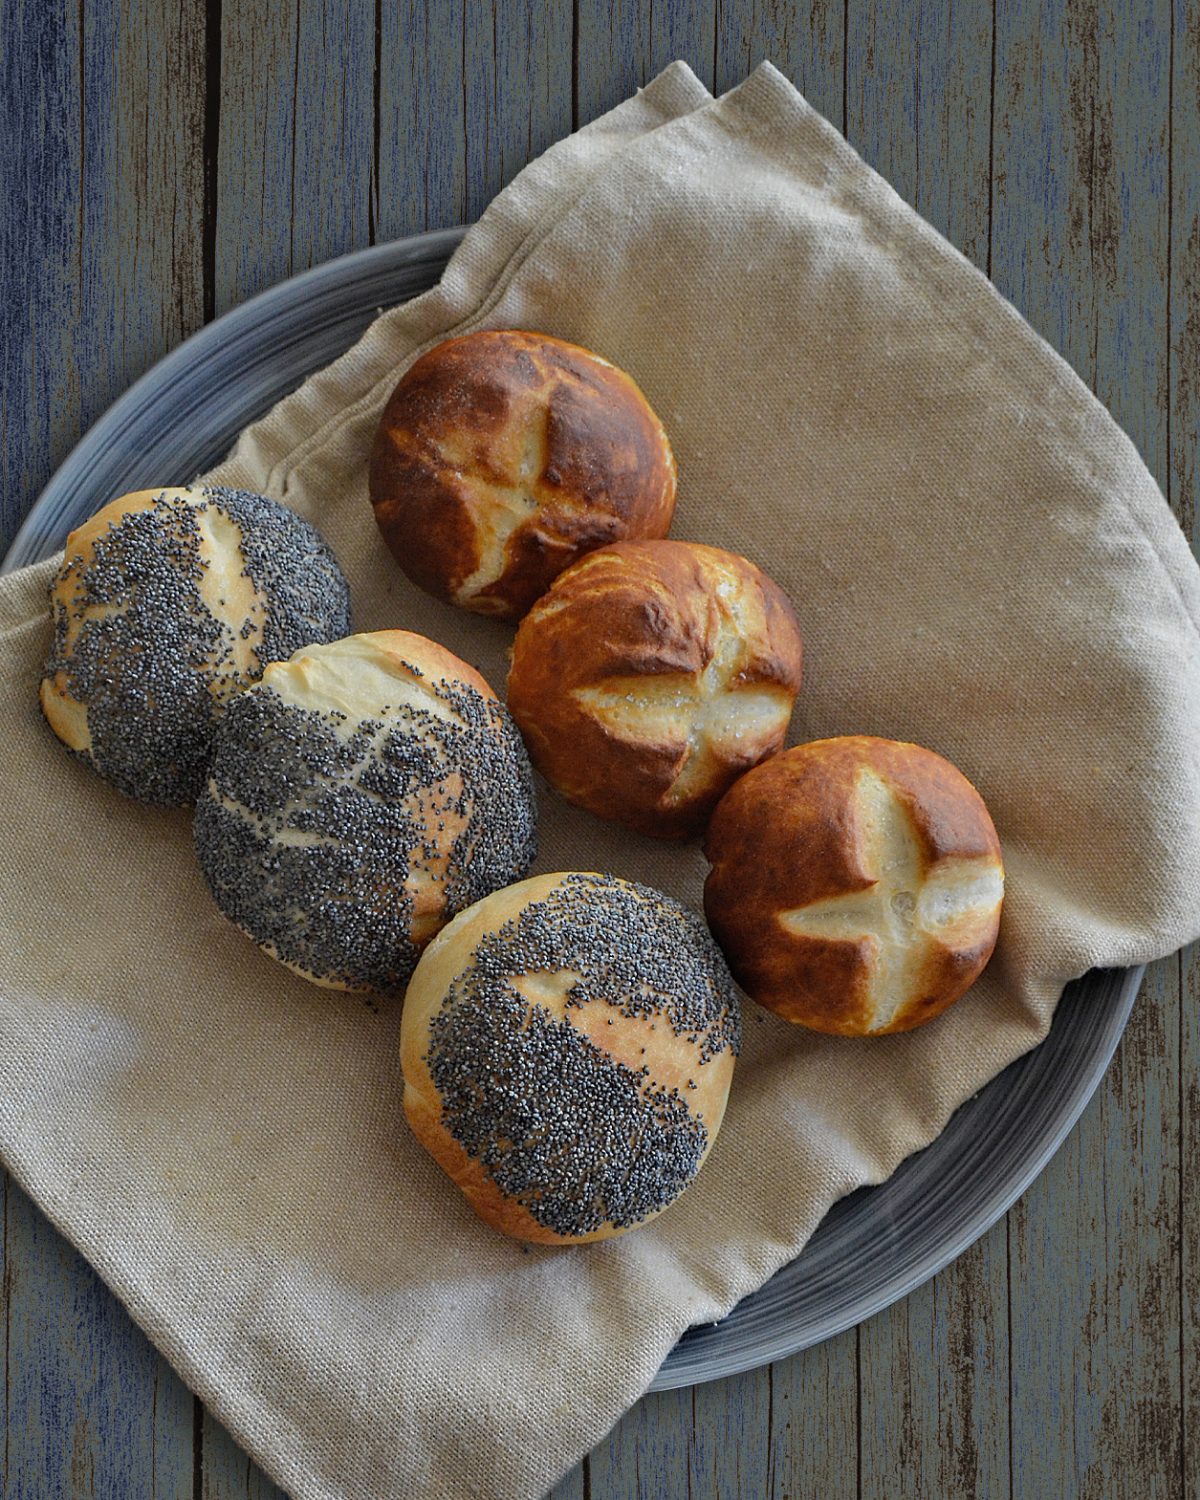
<box><xmin>41</xmin><ymin>485</ymin><xmax>351</xmax><ymax>805</ymax></box>
<box><xmin>419</xmin><ymin>872</ymin><xmax>740</xmax><ymax>1239</ymax></box>
<box><xmin>193</xmin><ymin>633</ymin><xmax>538</xmax><ymax>994</ymax></box>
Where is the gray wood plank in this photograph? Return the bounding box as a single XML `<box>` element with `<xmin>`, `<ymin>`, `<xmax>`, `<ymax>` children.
<box><xmin>576</xmin><ymin>0</ymin><xmax>716</xmax><ymax>126</ymax></box>
<box><xmin>1</xmin><ymin>0</ymin><xmax>204</xmax><ymax>1491</ymax></box>
<box><xmin>992</xmin><ymin>1</ymin><xmax>1181</xmax><ymax>1493</ymax></box>
<box><xmin>714</xmin><ymin>0</ymin><xmax>844</xmax><ymax>126</ymax></box>
<box><xmin>860</xmin><ymin>1231</ymin><xmax>1010</xmax><ymax>1498</ymax></box>
<box><xmin>587</xmin><ymin>1385</ymin><xmax>693</xmax><ymax>1499</ymax></box>
<box><xmin>767</xmin><ymin>1329</ymin><xmax>859</xmax><ymax>1500</ymax></box>
<box><xmin>0</xmin><ymin>0</ymin><xmax>84</xmax><ymax>551</ymax></box>
<box><xmin>4</xmin><ymin>1180</ymin><xmax>194</xmax><ymax>1500</ymax></box>
<box><xmin>201</xmin><ymin>1414</ymin><xmax>285</xmax><ymax>1500</ymax></box>
<box><xmin>377</xmin><ymin>0</ymin><xmax>467</xmax><ymax>237</ymax></box>
<box><xmin>1171</xmin><ymin>2</ymin><xmax>1200</xmax><ymax>1482</ymax></box>
<box><xmin>843</xmin><ymin>4</ymin><xmax>1010</xmax><ymax>1493</ymax></box>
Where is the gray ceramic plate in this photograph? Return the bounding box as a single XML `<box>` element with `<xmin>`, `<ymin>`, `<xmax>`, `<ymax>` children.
<box><xmin>3</xmin><ymin>229</ymin><xmax>1141</xmax><ymax>1392</ymax></box>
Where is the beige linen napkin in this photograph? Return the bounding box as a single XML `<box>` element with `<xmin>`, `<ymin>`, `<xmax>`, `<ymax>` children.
<box><xmin>2</xmin><ymin>61</ymin><xmax>1198</xmax><ymax>1500</ymax></box>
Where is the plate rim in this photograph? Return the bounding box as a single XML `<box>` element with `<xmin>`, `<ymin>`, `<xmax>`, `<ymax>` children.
<box><xmin>3</xmin><ymin>227</ymin><xmax>1142</xmax><ymax>1394</ymax></box>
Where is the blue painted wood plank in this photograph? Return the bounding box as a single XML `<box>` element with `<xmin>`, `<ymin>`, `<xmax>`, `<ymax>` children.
<box><xmin>845</xmin><ymin>0</ymin><xmax>993</xmax><ymax>266</ymax></box>
<box><xmin>201</xmin><ymin>1414</ymin><xmax>285</xmax><ymax>1500</ymax></box>
<box><xmin>587</xmin><ymin>1385</ymin><xmax>693</xmax><ymax>1498</ymax></box>
<box><xmin>378</xmin><ymin>2</ymin><xmax>573</xmax><ymax>240</ymax></box>
<box><xmin>1173</xmin><ymin>0</ymin><xmax>1200</xmax><ymax>558</ymax></box>
<box><xmin>575</xmin><ymin>0</ymin><xmax>716</xmax><ymax>126</ymax></box>
<box><xmin>859</xmin><ymin>1231</ymin><xmax>1010</xmax><ymax>1497</ymax></box>
<box><xmin>842</xmin><ymin>4</ymin><xmax>1012</xmax><ymax>1493</ymax></box>
<box><xmin>212</xmin><ymin>0</ymin><xmax>300</xmax><ymax>314</ymax></box>
<box><xmin>4</xmin><ymin>1180</ymin><xmax>194</xmax><ymax>1500</ymax></box>
<box><xmin>214</xmin><ymin>0</ymin><xmax>375</xmax><ymax>316</ymax></box>
<box><xmin>1172</xmin><ymin>0</ymin><xmax>1200</xmax><ymax>1481</ymax></box>
<box><xmin>0</xmin><ymin>0</ymin><xmax>204</xmax><ymax>1493</ymax></box>
<box><xmin>377</xmin><ymin>0</ymin><xmax>467</xmax><ymax>236</ymax></box>
<box><xmin>288</xmin><ymin>0</ymin><xmax>375</xmax><ymax>274</ymax></box>
<box><xmin>0</xmin><ymin>0</ymin><xmax>84</xmax><ymax>550</ymax></box>
<box><xmin>462</xmin><ymin>1</ymin><xmax>574</xmax><ymax>223</ymax></box>
<box><xmin>766</xmin><ymin>1329</ymin><xmax>858</xmax><ymax>1500</ymax></box>
<box><xmin>714</xmin><ymin>0</ymin><xmax>844</xmax><ymax>127</ymax></box>
<box><xmin>77</xmin><ymin>0</ymin><xmax>208</xmax><ymax>429</ymax></box>
<box><xmin>993</xmin><ymin>0</ymin><xmax>1181</xmax><ymax>1490</ymax></box>
<box><xmin>690</xmin><ymin>1366</ymin><xmax>771</xmax><ymax>1499</ymax></box>
<box><xmin>1183</xmin><ymin>945</ymin><xmax>1199</xmax><ymax>1489</ymax></box>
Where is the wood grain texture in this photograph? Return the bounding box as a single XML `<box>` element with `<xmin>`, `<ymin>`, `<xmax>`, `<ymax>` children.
<box><xmin>0</xmin><ymin>0</ymin><xmax>83</xmax><ymax>555</ymax></box>
<box><xmin>200</xmin><ymin>1415</ymin><xmax>284</xmax><ymax>1500</ymax></box>
<box><xmin>1175</xmin><ymin>0</ymin><xmax>1200</xmax><ymax>562</ymax></box>
<box><xmin>5</xmin><ymin>1183</ymin><xmax>195</xmax><ymax>1500</ymax></box>
<box><xmin>576</xmin><ymin>0</ymin><xmax>716</xmax><ymax>123</ymax></box>
<box><xmin>1</xmin><ymin>0</ymin><xmax>205</xmax><ymax>1491</ymax></box>
<box><xmin>1172</xmin><ymin>0</ymin><xmax>1200</xmax><ymax>1483</ymax></box>
<box><xmin>992</xmin><ymin>3</ymin><xmax>1182</xmax><ymax>1496</ymax></box>
<box><xmin>1</xmin><ymin>1</ymin><xmax>1197</xmax><ymax>1497</ymax></box>
<box><xmin>765</xmin><ymin>1329</ymin><xmax>859</xmax><ymax>1500</ymax></box>
<box><xmin>714</xmin><ymin>0</ymin><xmax>844</xmax><ymax>124</ymax></box>
<box><xmin>841</xmin><ymin>5</ymin><xmax>1011</xmax><ymax>1494</ymax></box>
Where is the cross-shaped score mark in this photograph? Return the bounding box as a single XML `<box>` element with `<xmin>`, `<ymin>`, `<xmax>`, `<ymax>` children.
<box><xmin>432</xmin><ymin>409</ymin><xmax>549</xmax><ymax>609</ymax></box>
<box><xmin>777</xmin><ymin>770</ymin><xmax>1004</xmax><ymax>1030</ymax></box>
<box><xmin>575</xmin><ymin>653</ymin><xmax>791</xmax><ymax>804</ymax></box>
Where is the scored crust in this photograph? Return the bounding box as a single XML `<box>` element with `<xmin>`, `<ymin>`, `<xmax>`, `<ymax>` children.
<box><xmin>368</xmin><ymin>329</ymin><xmax>677</xmax><ymax>620</ymax></box>
<box><xmin>506</xmin><ymin>540</ymin><xmax>804</xmax><ymax>839</ymax></box>
<box><xmin>703</xmin><ymin>736</ymin><xmax>1004</xmax><ymax>1035</ymax></box>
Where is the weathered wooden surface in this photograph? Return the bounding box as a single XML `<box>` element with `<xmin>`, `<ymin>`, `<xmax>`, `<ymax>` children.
<box><xmin>0</xmin><ymin>1</ymin><xmax>1194</xmax><ymax>1496</ymax></box>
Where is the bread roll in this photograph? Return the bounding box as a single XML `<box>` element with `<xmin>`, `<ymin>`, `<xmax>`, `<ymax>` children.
<box><xmin>193</xmin><ymin>631</ymin><xmax>537</xmax><ymax>994</ymax></box>
<box><xmin>704</xmin><ymin>736</ymin><xmax>1004</xmax><ymax>1035</ymax></box>
<box><xmin>506</xmin><ymin>540</ymin><xmax>804</xmax><ymax>839</ymax></box>
<box><xmin>401</xmin><ymin>871</ymin><xmax>741</xmax><ymax>1243</ymax></box>
<box><xmin>368</xmin><ymin>329</ymin><xmax>676</xmax><ymax>620</ymax></box>
<box><xmin>40</xmin><ymin>485</ymin><xmax>350</xmax><ymax>804</ymax></box>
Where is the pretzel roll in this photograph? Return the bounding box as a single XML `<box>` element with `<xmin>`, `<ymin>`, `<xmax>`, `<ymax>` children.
<box><xmin>506</xmin><ymin>540</ymin><xmax>804</xmax><ymax>839</ymax></box>
<box><xmin>401</xmin><ymin>872</ymin><xmax>741</xmax><ymax>1244</ymax></box>
<box><xmin>194</xmin><ymin>631</ymin><xmax>537</xmax><ymax>994</ymax></box>
<box><xmin>704</xmin><ymin>736</ymin><xmax>1004</xmax><ymax>1036</ymax></box>
<box><xmin>41</xmin><ymin>485</ymin><xmax>350</xmax><ymax>804</ymax></box>
<box><xmin>368</xmin><ymin>329</ymin><xmax>677</xmax><ymax>620</ymax></box>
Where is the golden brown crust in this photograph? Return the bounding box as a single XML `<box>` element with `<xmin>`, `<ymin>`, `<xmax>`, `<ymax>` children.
<box><xmin>506</xmin><ymin>540</ymin><xmax>804</xmax><ymax>839</ymax></box>
<box><xmin>368</xmin><ymin>329</ymin><xmax>677</xmax><ymax>620</ymax></box>
<box><xmin>399</xmin><ymin>872</ymin><xmax>737</xmax><ymax>1244</ymax></box>
<box><xmin>703</xmin><ymin>736</ymin><xmax>1004</xmax><ymax>1035</ymax></box>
